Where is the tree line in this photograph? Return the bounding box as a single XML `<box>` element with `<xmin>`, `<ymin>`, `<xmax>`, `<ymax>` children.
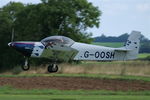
<box><xmin>94</xmin><ymin>33</ymin><xmax>150</xmax><ymax>53</ymax></box>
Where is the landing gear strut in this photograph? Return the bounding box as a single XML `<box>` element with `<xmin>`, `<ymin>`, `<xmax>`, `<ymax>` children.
<box><xmin>47</xmin><ymin>64</ymin><xmax>58</xmax><ymax>73</ymax></box>
<box><xmin>21</xmin><ymin>57</ymin><xmax>30</xmax><ymax>71</ymax></box>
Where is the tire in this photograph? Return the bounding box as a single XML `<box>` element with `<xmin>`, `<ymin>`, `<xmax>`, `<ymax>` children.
<box><xmin>21</xmin><ymin>60</ymin><xmax>30</xmax><ymax>71</ymax></box>
<box><xmin>21</xmin><ymin>64</ymin><xmax>30</xmax><ymax>71</ymax></box>
<box><xmin>47</xmin><ymin>64</ymin><xmax>58</xmax><ymax>73</ymax></box>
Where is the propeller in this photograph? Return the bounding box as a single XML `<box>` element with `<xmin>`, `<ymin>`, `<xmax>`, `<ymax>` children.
<box><xmin>8</xmin><ymin>28</ymin><xmax>15</xmax><ymax>47</ymax></box>
<box><xmin>10</xmin><ymin>14</ymin><xmax>16</xmax><ymax>42</ymax></box>
<box><xmin>11</xmin><ymin>28</ymin><xmax>14</xmax><ymax>42</ymax></box>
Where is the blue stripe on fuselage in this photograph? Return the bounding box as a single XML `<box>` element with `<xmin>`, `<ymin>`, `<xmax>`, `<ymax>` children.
<box><xmin>12</xmin><ymin>42</ymin><xmax>35</xmax><ymax>57</ymax></box>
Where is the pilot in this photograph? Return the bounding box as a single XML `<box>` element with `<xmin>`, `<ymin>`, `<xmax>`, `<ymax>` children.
<box><xmin>45</xmin><ymin>42</ymin><xmax>54</xmax><ymax>48</ymax></box>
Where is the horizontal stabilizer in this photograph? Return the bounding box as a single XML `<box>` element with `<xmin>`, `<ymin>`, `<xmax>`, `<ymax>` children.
<box><xmin>114</xmin><ymin>47</ymin><xmax>131</xmax><ymax>52</ymax></box>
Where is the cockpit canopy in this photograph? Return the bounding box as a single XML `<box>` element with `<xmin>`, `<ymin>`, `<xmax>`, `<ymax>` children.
<box><xmin>41</xmin><ymin>36</ymin><xmax>75</xmax><ymax>47</ymax></box>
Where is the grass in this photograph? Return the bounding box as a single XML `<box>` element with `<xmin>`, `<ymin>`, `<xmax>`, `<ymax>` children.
<box><xmin>0</xmin><ymin>86</ymin><xmax>150</xmax><ymax>100</ymax></box>
<box><xmin>0</xmin><ymin>85</ymin><xmax>150</xmax><ymax>95</ymax></box>
<box><xmin>59</xmin><ymin>61</ymin><xmax>150</xmax><ymax>77</ymax></box>
<box><xmin>92</xmin><ymin>42</ymin><xmax>124</xmax><ymax>48</ymax></box>
<box><xmin>0</xmin><ymin>73</ymin><xmax>150</xmax><ymax>82</ymax></box>
<box><xmin>138</xmin><ymin>53</ymin><xmax>150</xmax><ymax>59</ymax></box>
<box><xmin>0</xmin><ymin>95</ymin><xmax>150</xmax><ymax>100</ymax></box>
<box><xmin>2</xmin><ymin>60</ymin><xmax>150</xmax><ymax>78</ymax></box>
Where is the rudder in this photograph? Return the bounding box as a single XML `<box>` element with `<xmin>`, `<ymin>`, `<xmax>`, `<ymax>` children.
<box><xmin>125</xmin><ymin>31</ymin><xmax>141</xmax><ymax>60</ymax></box>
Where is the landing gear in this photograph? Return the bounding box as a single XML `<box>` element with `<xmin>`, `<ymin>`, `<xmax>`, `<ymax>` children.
<box><xmin>21</xmin><ymin>57</ymin><xmax>58</xmax><ymax>73</ymax></box>
<box><xmin>47</xmin><ymin>64</ymin><xmax>58</xmax><ymax>73</ymax></box>
<box><xmin>47</xmin><ymin>52</ymin><xmax>59</xmax><ymax>73</ymax></box>
<box><xmin>21</xmin><ymin>58</ymin><xmax>30</xmax><ymax>71</ymax></box>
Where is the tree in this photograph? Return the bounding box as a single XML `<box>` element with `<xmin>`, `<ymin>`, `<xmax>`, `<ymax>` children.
<box><xmin>14</xmin><ymin>0</ymin><xmax>101</xmax><ymax>42</ymax></box>
<box><xmin>0</xmin><ymin>2</ymin><xmax>25</xmax><ymax>71</ymax></box>
<box><xmin>139</xmin><ymin>42</ymin><xmax>150</xmax><ymax>53</ymax></box>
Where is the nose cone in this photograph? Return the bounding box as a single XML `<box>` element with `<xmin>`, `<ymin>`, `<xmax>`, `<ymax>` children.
<box><xmin>8</xmin><ymin>42</ymin><xmax>11</xmax><ymax>46</ymax></box>
<box><xmin>8</xmin><ymin>42</ymin><xmax>13</xmax><ymax>47</ymax></box>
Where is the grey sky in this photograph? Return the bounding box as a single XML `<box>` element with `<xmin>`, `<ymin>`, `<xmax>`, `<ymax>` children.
<box><xmin>1</xmin><ymin>0</ymin><xmax>150</xmax><ymax>39</ymax></box>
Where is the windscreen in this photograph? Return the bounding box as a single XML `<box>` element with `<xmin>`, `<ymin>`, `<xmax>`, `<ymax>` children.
<box><xmin>41</xmin><ymin>36</ymin><xmax>75</xmax><ymax>47</ymax></box>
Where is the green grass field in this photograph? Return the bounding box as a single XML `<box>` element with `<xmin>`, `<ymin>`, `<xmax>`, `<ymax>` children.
<box><xmin>0</xmin><ymin>95</ymin><xmax>150</xmax><ymax>100</ymax></box>
<box><xmin>0</xmin><ymin>85</ymin><xmax>150</xmax><ymax>100</ymax></box>
<box><xmin>0</xmin><ymin>85</ymin><xmax>149</xmax><ymax>95</ymax></box>
<box><xmin>138</xmin><ymin>53</ymin><xmax>150</xmax><ymax>59</ymax></box>
<box><xmin>92</xmin><ymin>42</ymin><xmax>124</xmax><ymax>48</ymax></box>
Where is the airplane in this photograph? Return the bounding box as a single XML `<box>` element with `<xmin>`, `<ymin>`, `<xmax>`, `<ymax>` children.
<box><xmin>8</xmin><ymin>31</ymin><xmax>141</xmax><ymax>73</ymax></box>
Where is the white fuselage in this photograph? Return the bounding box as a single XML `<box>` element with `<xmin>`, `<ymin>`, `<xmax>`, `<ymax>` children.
<box><xmin>71</xmin><ymin>42</ymin><xmax>127</xmax><ymax>61</ymax></box>
<box><xmin>30</xmin><ymin>42</ymin><xmax>129</xmax><ymax>61</ymax></box>
<box><xmin>8</xmin><ymin>31</ymin><xmax>141</xmax><ymax>62</ymax></box>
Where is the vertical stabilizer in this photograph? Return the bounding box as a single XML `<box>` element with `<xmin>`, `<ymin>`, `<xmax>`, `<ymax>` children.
<box><xmin>125</xmin><ymin>31</ymin><xmax>141</xmax><ymax>60</ymax></box>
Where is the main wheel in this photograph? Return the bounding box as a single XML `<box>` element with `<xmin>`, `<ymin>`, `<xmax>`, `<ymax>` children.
<box><xmin>47</xmin><ymin>64</ymin><xmax>58</xmax><ymax>73</ymax></box>
<box><xmin>21</xmin><ymin>65</ymin><xmax>30</xmax><ymax>71</ymax></box>
<box><xmin>21</xmin><ymin>58</ymin><xmax>30</xmax><ymax>71</ymax></box>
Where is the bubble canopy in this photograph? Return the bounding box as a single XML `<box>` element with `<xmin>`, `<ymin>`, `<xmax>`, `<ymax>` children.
<box><xmin>41</xmin><ymin>36</ymin><xmax>75</xmax><ymax>47</ymax></box>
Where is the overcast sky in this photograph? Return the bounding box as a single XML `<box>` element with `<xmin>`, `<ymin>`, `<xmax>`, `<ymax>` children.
<box><xmin>1</xmin><ymin>0</ymin><xmax>150</xmax><ymax>39</ymax></box>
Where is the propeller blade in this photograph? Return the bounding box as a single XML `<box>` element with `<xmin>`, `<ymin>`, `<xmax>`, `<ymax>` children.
<box><xmin>11</xmin><ymin>28</ymin><xmax>14</xmax><ymax>42</ymax></box>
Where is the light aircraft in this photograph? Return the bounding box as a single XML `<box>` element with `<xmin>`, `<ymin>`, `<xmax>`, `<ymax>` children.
<box><xmin>8</xmin><ymin>31</ymin><xmax>141</xmax><ymax>73</ymax></box>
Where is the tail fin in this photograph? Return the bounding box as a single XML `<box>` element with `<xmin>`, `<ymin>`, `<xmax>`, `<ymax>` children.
<box><xmin>125</xmin><ymin>31</ymin><xmax>141</xmax><ymax>59</ymax></box>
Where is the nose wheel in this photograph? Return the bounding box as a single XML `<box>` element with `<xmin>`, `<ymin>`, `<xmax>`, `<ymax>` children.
<box><xmin>47</xmin><ymin>64</ymin><xmax>58</xmax><ymax>73</ymax></box>
<box><xmin>21</xmin><ymin>58</ymin><xmax>30</xmax><ymax>71</ymax></box>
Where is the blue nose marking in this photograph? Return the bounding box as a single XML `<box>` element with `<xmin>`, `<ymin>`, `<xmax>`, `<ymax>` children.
<box><xmin>10</xmin><ymin>42</ymin><xmax>35</xmax><ymax>57</ymax></box>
